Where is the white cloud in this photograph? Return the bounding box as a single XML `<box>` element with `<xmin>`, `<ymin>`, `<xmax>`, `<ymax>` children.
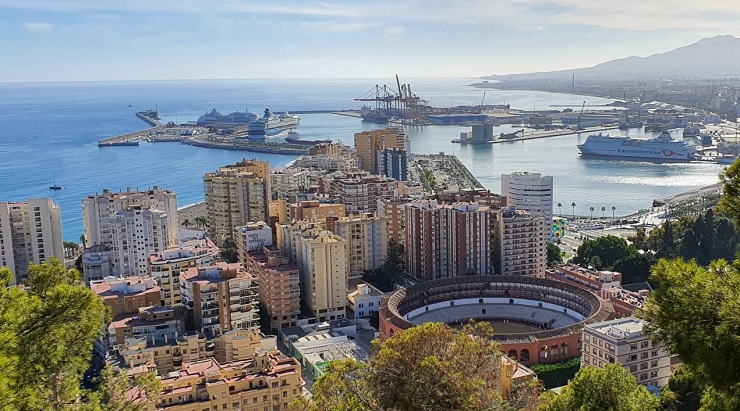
<box><xmin>299</xmin><ymin>20</ymin><xmax>380</xmax><ymax>33</ymax></box>
<box><xmin>384</xmin><ymin>26</ymin><xmax>404</xmax><ymax>35</ymax></box>
<box><xmin>22</xmin><ymin>22</ymin><xmax>53</xmax><ymax>31</ymax></box>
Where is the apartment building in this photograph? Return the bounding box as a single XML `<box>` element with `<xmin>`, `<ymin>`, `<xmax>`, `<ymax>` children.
<box><xmin>354</xmin><ymin>128</ymin><xmax>408</xmax><ymax>174</ymax></box>
<box><xmin>377</xmin><ymin>148</ymin><xmax>408</xmax><ymax>181</ymax></box>
<box><xmin>82</xmin><ymin>187</ymin><xmax>178</xmax><ymax>248</ymax></box>
<box><xmin>108</xmin><ymin>206</ymin><xmax>169</xmax><ymax>278</ymax></box>
<box><xmin>377</xmin><ymin>197</ymin><xmax>412</xmax><ymax>245</ymax></box>
<box><xmin>204</xmin><ymin>159</ymin><xmax>270</xmax><ymax>245</ymax></box>
<box><xmin>326</xmin><ymin>214</ymin><xmax>388</xmax><ymax>276</ymax></box>
<box><xmin>148</xmin><ymin>235</ymin><xmax>220</xmax><ymax>306</ymax></box>
<box><xmin>269</xmin><ymin>168</ymin><xmax>312</xmax><ymax>200</ymax></box>
<box><xmin>322</xmin><ymin>172</ymin><xmax>398</xmax><ymax>214</ymax></box>
<box><xmin>405</xmin><ymin>200</ymin><xmax>492</xmax><ymax>281</ymax></box>
<box><xmin>180</xmin><ymin>262</ymin><xmax>260</xmax><ymax>337</ymax></box>
<box><xmin>234</xmin><ymin>221</ymin><xmax>273</xmax><ymax>254</ymax></box>
<box><xmin>289</xmin><ymin>200</ymin><xmax>345</xmax><ymax>222</ymax></box>
<box><xmin>501</xmin><ymin>172</ymin><xmax>553</xmax><ymax>237</ymax></box>
<box><xmin>242</xmin><ymin>246</ymin><xmax>301</xmax><ymax>332</ymax></box>
<box><xmin>493</xmin><ymin>207</ymin><xmax>547</xmax><ymax>276</ymax></box>
<box><xmin>582</xmin><ymin>317</ymin><xmax>671</xmax><ymax>387</ymax></box>
<box><xmin>138</xmin><ymin>353</ymin><xmax>304</xmax><ymax>411</ymax></box>
<box><xmin>0</xmin><ymin>199</ymin><xmax>64</xmax><ymax>282</ymax></box>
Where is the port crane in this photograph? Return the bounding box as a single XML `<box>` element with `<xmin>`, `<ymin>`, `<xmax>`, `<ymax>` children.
<box><xmin>354</xmin><ymin>75</ymin><xmax>430</xmax><ymax>125</ymax></box>
<box><xmin>576</xmin><ymin>101</ymin><xmax>586</xmax><ymax>131</ymax></box>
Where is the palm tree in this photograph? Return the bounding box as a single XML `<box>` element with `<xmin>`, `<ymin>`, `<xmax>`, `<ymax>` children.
<box><xmin>183</xmin><ymin>219</ymin><xmax>191</xmax><ymax>229</ymax></box>
<box><xmin>601</xmin><ymin>206</ymin><xmax>606</xmax><ymax>218</ymax></box>
<box><xmin>611</xmin><ymin>206</ymin><xmax>616</xmax><ymax>220</ymax></box>
<box><xmin>589</xmin><ymin>206</ymin><xmax>595</xmax><ymax>219</ymax></box>
<box><xmin>557</xmin><ymin>202</ymin><xmax>562</xmax><ymax>216</ymax></box>
<box><xmin>571</xmin><ymin>202</ymin><xmax>576</xmax><ymax>218</ymax></box>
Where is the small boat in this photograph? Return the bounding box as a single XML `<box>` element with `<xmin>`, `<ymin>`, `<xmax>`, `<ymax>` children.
<box><xmin>49</xmin><ymin>172</ymin><xmax>64</xmax><ymax>190</ymax></box>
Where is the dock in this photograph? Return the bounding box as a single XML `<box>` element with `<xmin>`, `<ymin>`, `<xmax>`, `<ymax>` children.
<box><xmin>452</xmin><ymin>125</ymin><xmax>619</xmax><ymax>145</ymax></box>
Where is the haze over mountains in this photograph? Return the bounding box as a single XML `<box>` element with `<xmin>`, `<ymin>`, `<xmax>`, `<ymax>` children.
<box><xmin>484</xmin><ymin>35</ymin><xmax>740</xmax><ymax>81</ymax></box>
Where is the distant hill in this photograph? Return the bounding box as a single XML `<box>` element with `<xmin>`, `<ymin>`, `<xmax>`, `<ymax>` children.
<box><xmin>484</xmin><ymin>35</ymin><xmax>740</xmax><ymax>81</ymax></box>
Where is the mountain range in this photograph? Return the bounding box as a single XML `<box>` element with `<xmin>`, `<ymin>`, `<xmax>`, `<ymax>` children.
<box><xmin>484</xmin><ymin>35</ymin><xmax>740</xmax><ymax>81</ymax></box>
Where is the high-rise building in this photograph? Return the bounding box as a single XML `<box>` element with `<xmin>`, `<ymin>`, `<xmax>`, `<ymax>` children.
<box><xmin>204</xmin><ymin>159</ymin><xmax>270</xmax><ymax>245</ymax></box>
<box><xmin>82</xmin><ymin>187</ymin><xmax>178</xmax><ymax>248</ymax></box>
<box><xmin>242</xmin><ymin>246</ymin><xmax>301</xmax><ymax>333</ymax></box>
<box><xmin>377</xmin><ymin>197</ymin><xmax>412</xmax><ymax>245</ymax></box>
<box><xmin>354</xmin><ymin>128</ymin><xmax>408</xmax><ymax>174</ymax></box>
<box><xmin>582</xmin><ymin>317</ymin><xmax>671</xmax><ymax>387</ymax></box>
<box><xmin>326</xmin><ymin>214</ymin><xmax>388</xmax><ymax>276</ymax></box>
<box><xmin>180</xmin><ymin>262</ymin><xmax>260</xmax><ymax>337</ymax></box>
<box><xmin>289</xmin><ymin>200</ymin><xmax>345</xmax><ymax>222</ymax></box>
<box><xmin>405</xmin><ymin>200</ymin><xmax>492</xmax><ymax>281</ymax></box>
<box><xmin>148</xmin><ymin>235</ymin><xmax>220</xmax><ymax>306</ymax></box>
<box><xmin>501</xmin><ymin>172</ymin><xmax>553</xmax><ymax>237</ymax></box>
<box><xmin>108</xmin><ymin>206</ymin><xmax>169</xmax><ymax>278</ymax></box>
<box><xmin>322</xmin><ymin>172</ymin><xmax>398</xmax><ymax>214</ymax></box>
<box><xmin>493</xmin><ymin>207</ymin><xmax>547</xmax><ymax>276</ymax></box>
<box><xmin>377</xmin><ymin>148</ymin><xmax>408</xmax><ymax>181</ymax></box>
<box><xmin>270</xmin><ymin>168</ymin><xmax>311</xmax><ymax>200</ymax></box>
<box><xmin>0</xmin><ymin>199</ymin><xmax>64</xmax><ymax>282</ymax></box>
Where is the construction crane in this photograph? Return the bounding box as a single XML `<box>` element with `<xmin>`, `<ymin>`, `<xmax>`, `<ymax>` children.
<box><xmin>479</xmin><ymin>92</ymin><xmax>487</xmax><ymax>114</ymax></box>
<box><xmin>354</xmin><ymin>76</ymin><xmax>429</xmax><ymax>125</ymax></box>
<box><xmin>576</xmin><ymin>101</ymin><xmax>586</xmax><ymax>131</ymax></box>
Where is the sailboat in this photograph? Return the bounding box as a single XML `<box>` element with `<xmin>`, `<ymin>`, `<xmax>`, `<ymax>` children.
<box><xmin>49</xmin><ymin>172</ymin><xmax>64</xmax><ymax>190</ymax></box>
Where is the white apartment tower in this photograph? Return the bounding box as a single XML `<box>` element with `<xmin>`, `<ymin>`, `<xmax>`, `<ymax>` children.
<box><xmin>82</xmin><ymin>187</ymin><xmax>178</xmax><ymax>247</ymax></box>
<box><xmin>109</xmin><ymin>206</ymin><xmax>169</xmax><ymax>278</ymax></box>
<box><xmin>0</xmin><ymin>199</ymin><xmax>64</xmax><ymax>282</ymax></box>
<box><xmin>297</xmin><ymin>231</ymin><xmax>349</xmax><ymax>322</ymax></box>
<box><xmin>327</xmin><ymin>214</ymin><xmax>388</xmax><ymax>276</ymax></box>
<box><xmin>582</xmin><ymin>317</ymin><xmax>671</xmax><ymax>387</ymax></box>
<box><xmin>501</xmin><ymin>172</ymin><xmax>553</xmax><ymax>239</ymax></box>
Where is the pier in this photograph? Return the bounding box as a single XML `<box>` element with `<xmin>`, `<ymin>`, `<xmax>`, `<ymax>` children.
<box><xmin>452</xmin><ymin>125</ymin><xmax>619</xmax><ymax>145</ymax></box>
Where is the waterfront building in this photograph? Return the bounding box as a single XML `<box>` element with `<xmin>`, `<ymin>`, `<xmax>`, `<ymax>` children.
<box><xmin>493</xmin><ymin>207</ymin><xmax>548</xmax><ymax>276</ymax></box>
<box><xmin>347</xmin><ymin>278</ymin><xmax>383</xmax><ymax>318</ymax></box>
<box><xmin>405</xmin><ymin>200</ymin><xmax>492</xmax><ymax>281</ymax></box>
<box><xmin>82</xmin><ymin>187</ymin><xmax>178</xmax><ymax>248</ymax></box>
<box><xmin>0</xmin><ymin>199</ymin><xmax>64</xmax><ymax>282</ymax></box>
<box><xmin>288</xmin><ymin>200</ymin><xmax>345</xmax><ymax>222</ymax></box>
<box><xmin>354</xmin><ymin>128</ymin><xmax>408</xmax><ymax>174</ymax></box>
<box><xmin>501</xmin><ymin>172</ymin><xmax>553</xmax><ymax>238</ymax></box>
<box><xmin>234</xmin><ymin>221</ymin><xmax>273</xmax><ymax>254</ymax></box>
<box><xmin>322</xmin><ymin>172</ymin><xmax>398</xmax><ymax>214</ymax></box>
<box><xmin>136</xmin><ymin>354</ymin><xmax>305</xmax><ymax>411</ymax></box>
<box><xmin>377</xmin><ymin>148</ymin><xmax>408</xmax><ymax>181</ymax></box>
<box><xmin>376</xmin><ymin>197</ymin><xmax>412</xmax><ymax>245</ymax></box>
<box><xmin>270</xmin><ymin>168</ymin><xmax>311</xmax><ymax>200</ymax></box>
<box><xmin>582</xmin><ymin>317</ymin><xmax>671</xmax><ymax>387</ymax></box>
<box><xmin>326</xmin><ymin>214</ymin><xmax>387</xmax><ymax>276</ymax></box>
<box><xmin>180</xmin><ymin>262</ymin><xmax>260</xmax><ymax>337</ymax></box>
<box><xmin>148</xmin><ymin>235</ymin><xmax>220</xmax><ymax>306</ymax></box>
<box><xmin>242</xmin><ymin>246</ymin><xmax>301</xmax><ymax>333</ymax></box>
<box><xmin>204</xmin><ymin>159</ymin><xmax>270</xmax><ymax>245</ymax></box>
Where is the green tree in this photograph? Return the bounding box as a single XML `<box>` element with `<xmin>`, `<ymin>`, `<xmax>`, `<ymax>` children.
<box><xmin>601</xmin><ymin>206</ymin><xmax>606</xmax><ymax>218</ymax></box>
<box><xmin>540</xmin><ymin>364</ymin><xmax>660</xmax><ymax>411</ymax></box>
<box><xmin>571</xmin><ymin>202</ymin><xmax>576</xmax><ymax>218</ymax></box>
<box><xmin>643</xmin><ymin>258</ymin><xmax>740</xmax><ymax>395</ymax></box>
<box><xmin>573</xmin><ymin>236</ymin><xmax>651</xmax><ymax>283</ymax></box>
<box><xmin>718</xmin><ymin>158</ymin><xmax>740</xmax><ymax>227</ymax></box>
<box><xmin>557</xmin><ymin>202</ymin><xmax>562</xmax><ymax>215</ymax></box>
<box><xmin>546</xmin><ymin>242</ymin><xmax>563</xmax><ymax>267</ymax></box>
<box><xmin>660</xmin><ymin>366</ymin><xmax>702</xmax><ymax>411</ymax></box>
<box><xmin>182</xmin><ymin>218</ymin><xmax>191</xmax><ymax>229</ymax></box>
<box><xmin>309</xmin><ymin>322</ymin><xmax>540</xmax><ymax>411</ymax></box>
<box><xmin>220</xmin><ymin>238</ymin><xmax>240</xmax><ymax>263</ymax></box>
<box><xmin>0</xmin><ymin>259</ymin><xmax>108</xmax><ymax>409</ymax></box>
<box><xmin>589</xmin><ymin>206</ymin><xmax>595</xmax><ymax>219</ymax></box>
<box><xmin>83</xmin><ymin>367</ymin><xmax>161</xmax><ymax>411</ymax></box>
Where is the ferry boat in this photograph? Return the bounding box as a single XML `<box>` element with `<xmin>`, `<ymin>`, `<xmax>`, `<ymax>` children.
<box><xmin>577</xmin><ymin>131</ymin><xmax>695</xmax><ymax>161</ymax></box>
<box><xmin>248</xmin><ymin>109</ymin><xmax>301</xmax><ymax>137</ymax></box>
<box><xmin>196</xmin><ymin>109</ymin><xmax>259</xmax><ymax>126</ymax></box>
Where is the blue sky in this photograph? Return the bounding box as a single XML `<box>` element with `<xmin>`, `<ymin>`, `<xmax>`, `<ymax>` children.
<box><xmin>1</xmin><ymin>0</ymin><xmax>739</xmax><ymax>82</ymax></box>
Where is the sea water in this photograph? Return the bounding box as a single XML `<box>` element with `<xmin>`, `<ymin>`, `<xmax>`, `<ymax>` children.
<box><xmin>0</xmin><ymin>78</ymin><xmax>723</xmax><ymax>241</ymax></box>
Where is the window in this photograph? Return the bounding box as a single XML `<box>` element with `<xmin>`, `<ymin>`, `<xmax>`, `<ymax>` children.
<box><xmin>651</xmin><ymin>360</ymin><xmax>658</xmax><ymax>367</ymax></box>
<box><xmin>630</xmin><ymin>343</ymin><xmax>638</xmax><ymax>351</ymax></box>
<box><xmin>652</xmin><ymin>350</ymin><xmax>659</xmax><ymax>357</ymax></box>
<box><xmin>641</xmin><ymin>341</ymin><xmax>649</xmax><ymax>349</ymax></box>
<box><xmin>641</xmin><ymin>352</ymin><xmax>648</xmax><ymax>359</ymax></box>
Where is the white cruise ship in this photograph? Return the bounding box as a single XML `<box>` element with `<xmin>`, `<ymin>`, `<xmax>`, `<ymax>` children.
<box><xmin>577</xmin><ymin>131</ymin><xmax>695</xmax><ymax>161</ymax></box>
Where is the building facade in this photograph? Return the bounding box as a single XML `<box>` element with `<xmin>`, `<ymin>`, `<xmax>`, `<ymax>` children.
<box><xmin>0</xmin><ymin>199</ymin><xmax>64</xmax><ymax>282</ymax></box>
<box><xmin>377</xmin><ymin>197</ymin><xmax>412</xmax><ymax>245</ymax></box>
<box><xmin>377</xmin><ymin>148</ymin><xmax>408</xmax><ymax>181</ymax></box>
<box><xmin>322</xmin><ymin>172</ymin><xmax>398</xmax><ymax>214</ymax></box>
<box><xmin>327</xmin><ymin>214</ymin><xmax>388</xmax><ymax>276</ymax></box>
<box><xmin>582</xmin><ymin>317</ymin><xmax>671</xmax><ymax>387</ymax></box>
<box><xmin>288</xmin><ymin>200</ymin><xmax>345</xmax><ymax>222</ymax></box>
<box><xmin>354</xmin><ymin>128</ymin><xmax>408</xmax><ymax>174</ymax></box>
<box><xmin>501</xmin><ymin>172</ymin><xmax>553</xmax><ymax>238</ymax></box>
<box><xmin>148</xmin><ymin>236</ymin><xmax>220</xmax><ymax>306</ymax></box>
<box><xmin>234</xmin><ymin>221</ymin><xmax>273</xmax><ymax>253</ymax></box>
<box><xmin>204</xmin><ymin>159</ymin><xmax>270</xmax><ymax>245</ymax></box>
<box><xmin>242</xmin><ymin>246</ymin><xmax>301</xmax><ymax>333</ymax></box>
<box><xmin>494</xmin><ymin>207</ymin><xmax>548</xmax><ymax>276</ymax></box>
<box><xmin>405</xmin><ymin>200</ymin><xmax>492</xmax><ymax>281</ymax></box>
<box><xmin>180</xmin><ymin>262</ymin><xmax>260</xmax><ymax>337</ymax></box>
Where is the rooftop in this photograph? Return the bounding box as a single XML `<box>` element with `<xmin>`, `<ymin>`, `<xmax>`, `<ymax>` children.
<box><xmin>585</xmin><ymin>317</ymin><xmax>647</xmax><ymax>340</ymax></box>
